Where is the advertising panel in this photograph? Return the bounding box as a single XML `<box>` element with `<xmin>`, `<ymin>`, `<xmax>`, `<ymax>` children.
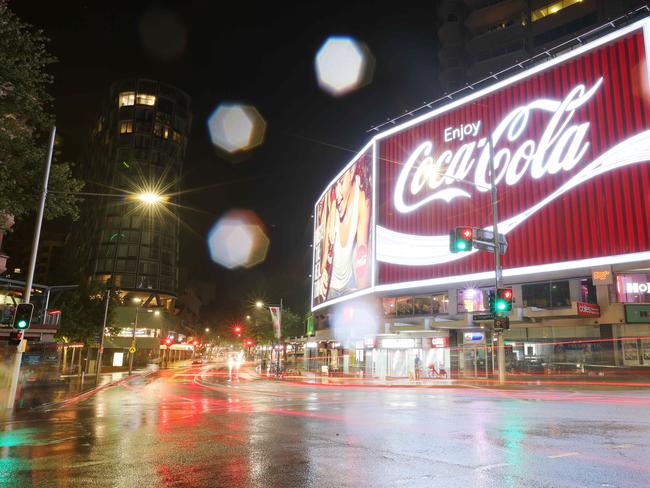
<box><xmin>312</xmin><ymin>147</ymin><xmax>373</xmax><ymax>308</ymax></box>
<box><xmin>375</xmin><ymin>21</ymin><xmax>650</xmax><ymax>288</ymax></box>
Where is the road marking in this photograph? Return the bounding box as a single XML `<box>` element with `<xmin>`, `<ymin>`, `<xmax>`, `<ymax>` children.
<box><xmin>609</xmin><ymin>444</ymin><xmax>634</xmax><ymax>449</ymax></box>
<box><xmin>475</xmin><ymin>463</ymin><xmax>511</xmax><ymax>471</ymax></box>
<box><xmin>548</xmin><ymin>452</ymin><xmax>580</xmax><ymax>458</ymax></box>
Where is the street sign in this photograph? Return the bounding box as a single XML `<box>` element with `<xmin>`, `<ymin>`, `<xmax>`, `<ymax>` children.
<box><xmin>471</xmin><ymin>228</ymin><xmax>508</xmax><ymax>254</ymax></box>
<box><xmin>129</xmin><ymin>346</ymin><xmax>136</xmax><ymax>353</ymax></box>
<box><xmin>494</xmin><ymin>316</ymin><xmax>510</xmax><ymax>330</ymax></box>
<box><xmin>472</xmin><ymin>313</ymin><xmax>495</xmax><ymax>321</ymax></box>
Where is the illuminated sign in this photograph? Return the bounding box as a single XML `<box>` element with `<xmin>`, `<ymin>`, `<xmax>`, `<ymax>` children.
<box><xmin>592</xmin><ymin>268</ymin><xmax>612</xmax><ymax>284</ymax></box>
<box><xmin>312</xmin><ymin>19</ymin><xmax>650</xmax><ymax>312</ymax></box>
<box><xmin>430</xmin><ymin>337</ymin><xmax>449</xmax><ymax>348</ymax></box>
<box><xmin>380</xmin><ymin>338</ymin><xmax>416</xmax><ymax>349</ymax></box>
<box><xmin>312</xmin><ymin>146</ymin><xmax>373</xmax><ymax>308</ymax></box>
<box><xmin>626</xmin><ymin>282</ymin><xmax>650</xmax><ymax>294</ymax></box>
<box><xmin>576</xmin><ymin>302</ymin><xmax>600</xmax><ymax>317</ymax></box>
<box><xmin>463</xmin><ymin>332</ymin><xmax>484</xmax><ymax>342</ymax></box>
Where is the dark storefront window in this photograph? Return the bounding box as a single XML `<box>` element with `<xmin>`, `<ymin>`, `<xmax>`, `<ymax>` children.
<box><xmin>383</xmin><ymin>293</ymin><xmax>449</xmax><ymax>317</ymax></box>
<box><xmin>522</xmin><ymin>281</ymin><xmax>570</xmax><ymax>308</ymax></box>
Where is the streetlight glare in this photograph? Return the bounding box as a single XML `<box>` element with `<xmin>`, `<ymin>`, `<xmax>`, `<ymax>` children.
<box><xmin>255</xmin><ymin>301</ymin><xmax>264</xmax><ymax>308</ymax></box>
<box><xmin>205</xmin><ymin>327</ymin><xmax>210</xmax><ymax>332</ymax></box>
<box><xmin>135</xmin><ymin>192</ymin><xmax>164</xmax><ymax>204</ymax></box>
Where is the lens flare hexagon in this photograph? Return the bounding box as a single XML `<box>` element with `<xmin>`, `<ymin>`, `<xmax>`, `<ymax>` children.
<box><xmin>315</xmin><ymin>36</ymin><xmax>373</xmax><ymax>96</ymax></box>
<box><xmin>207</xmin><ymin>210</ymin><xmax>270</xmax><ymax>269</ymax></box>
<box><xmin>207</xmin><ymin>103</ymin><xmax>266</xmax><ymax>154</ymax></box>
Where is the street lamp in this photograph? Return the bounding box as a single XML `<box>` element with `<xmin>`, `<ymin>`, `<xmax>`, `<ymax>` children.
<box><xmin>256</xmin><ymin>298</ymin><xmax>283</xmax><ymax>376</ymax></box>
<box><xmin>134</xmin><ymin>192</ymin><xmax>165</xmax><ymax>204</ymax></box>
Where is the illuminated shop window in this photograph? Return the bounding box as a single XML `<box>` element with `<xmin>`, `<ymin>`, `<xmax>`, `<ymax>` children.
<box><xmin>532</xmin><ymin>0</ymin><xmax>583</xmax><ymax>22</ymax></box>
<box><xmin>136</xmin><ymin>93</ymin><xmax>156</xmax><ymax>106</ymax></box>
<box><xmin>616</xmin><ymin>274</ymin><xmax>650</xmax><ymax>303</ymax></box>
<box><xmin>457</xmin><ymin>288</ymin><xmax>491</xmax><ymax>313</ymax></box>
<box><xmin>119</xmin><ymin>120</ymin><xmax>133</xmax><ymax>134</ymax></box>
<box><xmin>119</xmin><ymin>91</ymin><xmax>135</xmax><ymax>107</ymax></box>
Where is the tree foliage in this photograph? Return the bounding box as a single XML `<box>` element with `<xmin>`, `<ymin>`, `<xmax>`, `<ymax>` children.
<box><xmin>246</xmin><ymin>307</ymin><xmax>305</xmax><ymax>344</ymax></box>
<box><xmin>0</xmin><ymin>1</ymin><xmax>82</xmax><ymax>221</ymax></box>
<box><xmin>55</xmin><ymin>283</ymin><xmax>117</xmax><ymax>344</ymax></box>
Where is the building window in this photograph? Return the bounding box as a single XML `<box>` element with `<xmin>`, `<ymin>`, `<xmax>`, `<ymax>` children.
<box><xmin>383</xmin><ymin>297</ymin><xmax>396</xmax><ymax>317</ymax></box>
<box><xmin>172</xmin><ymin>130</ymin><xmax>182</xmax><ymax>143</ymax></box>
<box><xmin>135</xmin><ymin>93</ymin><xmax>156</xmax><ymax>106</ymax></box>
<box><xmin>432</xmin><ymin>293</ymin><xmax>449</xmax><ymax>314</ymax></box>
<box><xmin>522</xmin><ymin>281</ymin><xmax>571</xmax><ymax>308</ymax></box>
<box><xmin>532</xmin><ymin>0</ymin><xmax>584</xmax><ymax>23</ymax></box>
<box><xmin>616</xmin><ymin>274</ymin><xmax>650</xmax><ymax>303</ymax></box>
<box><xmin>119</xmin><ymin>91</ymin><xmax>135</xmax><ymax>107</ymax></box>
<box><xmin>458</xmin><ymin>288</ymin><xmax>490</xmax><ymax>313</ymax></box>
<box><xmin>119</xmin><ymin>120</ymin><xmax>133</xmax><ymax>134</ymax></box>
<box><xmin>580</xmin><ymin>278</ymin><xmax>597</xmax><ymax>304</ymax></box>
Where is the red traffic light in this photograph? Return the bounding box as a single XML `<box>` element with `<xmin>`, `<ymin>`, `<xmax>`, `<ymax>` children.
<box><xmin>165</xmin><ymin>338</ymin><xmax>173</xmax><ymax>345</ymax></box>
<box><xmin>245</xmin><ymin>340</ymin><xmax>253</xmax><ymax>346</ymax></box>
<box><xmin>233</xmin><ymin>325</ymin><xmax>242</xmax><ymax>334</ymax></box>
<box><xmin>502</xmin><ymin>289</ymin><xmax>512</xmax><ymax>299</ymax></box>
<box><xmin>193</xmin><ymin>340</ymin><xmax>199</xmax><ymax>346</ymax></box>
<box><xmin>461</xmin><ymin>228</ymin><xmax>472</xmax><ymax>239</ymax></box>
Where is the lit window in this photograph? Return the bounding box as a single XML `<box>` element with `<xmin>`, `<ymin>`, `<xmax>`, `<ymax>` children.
<box><xmin>136</xmin><ymin>93</ymin><xmax>156</xmax><ymax>106</ymax></box>
<box><xmin>172</xmin><ymin>130</ymin><xmax>182</xmax><ymax>143</ymax></box>
<box><xmin>119</xmin><ymin>120</ymin><xmax>133</xmax><ymax>134</ymax></box>
<box><xmin>532</xmin><ymin>0</ymin><xmax>583</xmax><ymax>22</ymax></box>
<box><xmin>162</xmin><ymin>126</ymin><xmax>170</xmax><ymax>139</ymax></box>
<box><xmin>119</xmin><ymin>91</ymin><xmax>135</xmax><ymax>107</ymax></box>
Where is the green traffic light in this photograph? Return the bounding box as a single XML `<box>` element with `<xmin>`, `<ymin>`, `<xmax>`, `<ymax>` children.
<box><xmin>17</xmin><ymin>320</ymin><xmax>27</xmax><ymax>329</ymax></box>
<box><xmin>456</xmin><ymin>241</ymin><xmax>467</xmax><ymax>251</ymax></box>
<box><xmin>496</xmin><ymin>301</ymin><xmax>507</xmax><ymax>311</ymax></box>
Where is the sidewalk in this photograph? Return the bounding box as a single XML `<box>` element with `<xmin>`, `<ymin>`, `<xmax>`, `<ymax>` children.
<box><xmin>14</xmin><ymin>367</ymin><xmax>155</xmax><ymax>410</ymax></box>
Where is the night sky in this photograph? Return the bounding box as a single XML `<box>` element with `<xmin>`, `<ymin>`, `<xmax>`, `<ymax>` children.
<box><xmin>12</xmin><ymin>0</ymin><xmax>441</xmax><ymax>316</ymax></box>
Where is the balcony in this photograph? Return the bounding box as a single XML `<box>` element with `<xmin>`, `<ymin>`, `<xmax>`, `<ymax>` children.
<box><xmin>465</xmin><ymin>0</ymin><xmax>527</xmax><ymax>34</ymax></box>
<box><xmin>465</xmin><ymin>21</ymin><xmax>526</xmax><ymax>54</ymax></box>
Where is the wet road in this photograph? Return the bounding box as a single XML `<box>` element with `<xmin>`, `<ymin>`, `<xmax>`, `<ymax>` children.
<box><xmin>2</xmin><ymin>363</ymin><xmax>650</xmax><ymax>488</ymax></box>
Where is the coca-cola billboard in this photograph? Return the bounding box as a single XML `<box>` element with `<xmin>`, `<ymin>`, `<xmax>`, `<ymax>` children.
<box><xmin>375</xmin><ymin>20</ymin><xmax>650</xmax><ymax>288</ymax></box>
<box><xmin>312</xmin><ymin>19</ymin><xmax>650</xmax><ymax>311</ymax></box>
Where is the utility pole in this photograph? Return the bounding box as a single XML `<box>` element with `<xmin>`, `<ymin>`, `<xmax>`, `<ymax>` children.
<box><xmin>5</xmin><ymin>127</ymin><xmax>56</xmax><ymax>409</ymax></box>
<box><xmin>95</xmin><ymin>282</ymin><xmax>111</xmax><ymax>384</ymax></box>
<box><xmin>487</xmin><ymin>122</ymin><xmax>506</xmax><ymax>384</ymax></box>
<box><xmin>128</xmin><ymin>304</ymin><xmax>140</xmax><ymax>375</ymax></box>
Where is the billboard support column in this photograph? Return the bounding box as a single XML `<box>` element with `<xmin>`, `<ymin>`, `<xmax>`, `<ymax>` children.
<box><xmin>488</xmin><ymin>125</ymin><xmax>506</xmax><ymax>385</ymax></box>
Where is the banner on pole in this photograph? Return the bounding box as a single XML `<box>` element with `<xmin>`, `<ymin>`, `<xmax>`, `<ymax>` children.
<box><xmin>270</xmin><ymin>306</ymin><xmax>281</xmax><ymax>339</ymax></box>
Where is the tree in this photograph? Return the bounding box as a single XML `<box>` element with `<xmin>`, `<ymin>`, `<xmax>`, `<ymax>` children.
<box><xmin>0</xmin><ymin>1</ymin><xmax>82</xmax><ymax>221</ymax></box>
<box><xmin>247</xmin><ymin>307</ymin><xmax>304</xmax><ymax>343</ymax></box>
<box><xmin>55</xmin><ymin>283</ymin><xmax>116</xmax><ymax>344</ymax></box>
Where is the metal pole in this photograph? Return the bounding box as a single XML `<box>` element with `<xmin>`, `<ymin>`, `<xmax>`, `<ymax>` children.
<box><xmin>277</xmin><ymin>298</ymin><xmax>282</xmax><ymax>376</ymax></box>
<box><xmin>95</xmin><ymin>285</ymin><xmax>111</xmax><ymax>383</ymax></box>
<box><xmin>128</xmin><ymin>306</ymin><xmax>139</xmax><ymax>375</ymax></box>
<box><xmin>487</xmin><ymin>119</ymin><xmax>506</xmax><ymax>384</ymax></box>
<box><xmin>24</xmin><ymin>127</ymin><xmax>56</xmax><ymax>304</ymax></box>
<box><xmin>5</xmin><ymin>127</ymin><xmax>56</xmax><ymax>409</ymax></box>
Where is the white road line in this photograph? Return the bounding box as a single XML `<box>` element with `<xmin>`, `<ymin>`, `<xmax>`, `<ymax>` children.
<box><xmin>548</xmin><ymin>452</ymin><xmax>580</xmax><ymax>458</ymax></box>
<box><xmin>475</xmin><ymin>463</ymin><xmax>511</xmax><ymax>471</ymax></box>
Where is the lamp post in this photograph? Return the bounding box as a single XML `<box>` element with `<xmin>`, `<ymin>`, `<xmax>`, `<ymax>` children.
<box><xmin>256</xmin><ymin>298</ymin><xmax>283</xmax><ymax>376</ymax></box>
<box><xmin>128</xmin><ymin>297</ymin><xmax>142</xmax><ymax>375</ymax></box>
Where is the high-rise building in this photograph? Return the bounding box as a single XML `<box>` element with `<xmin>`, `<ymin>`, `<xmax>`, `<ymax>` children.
<box><xmin>82</xmin><ymin>79</ymin><xmax>191</xmax><ymax>297</ymax></box>
<box><xmin>73</xmin><ymin>79</ymin><xmax>192</xmax><ymax>368</ymax></box>
<box><xmin>437</xmin><ymin>0</ymin><xmax>645</xmax><ymax>92</ymax></box>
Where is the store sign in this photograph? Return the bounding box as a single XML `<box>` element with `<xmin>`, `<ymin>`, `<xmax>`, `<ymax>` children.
<box><xmin>463</xmin><ymin>332</ymin><xmax>484</xmax><ymax>342</ymax></box>
<box><xmin>625</xmin><ymin>281</ymin><xmax>650</xmax><ymax>294</ymax></box>
<box><xmin>576</xmin><ymin>302</ymin><xmax>600</xmax><ymax>317</ymax></box>
<box><xmin>312</xmin><ymin>19</ymin><xmax>650</xmax><ymax>312</ymax></box>
<box><xmin>381</xmin><ymin>338</ymin><xmax>416</xmax><ymax>349</ymax></box>
<box><xmin>430</xmin><ymin>337</ymin><xmax>449</xmax><ymax>348</ymax></box>
<box><xmin>374</xmin><ymin>20</ymin><xmax>650</xmax><ymax>286</ymax></box>
<box><xmin>592</xmin><ymin>268</ymin><xmax>613</xmax><ymax>285</ymax></box>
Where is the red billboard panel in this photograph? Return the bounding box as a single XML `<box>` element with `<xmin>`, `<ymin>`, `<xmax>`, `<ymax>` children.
<box><xmin>375</xmin><ymin>22</ymin><xmax>650</xmax><ymax>287</ymax></box>
<box><xmin>312</xmin><ymin>146</ymin><xmax>373</xmax><ymax>308</ymax></box>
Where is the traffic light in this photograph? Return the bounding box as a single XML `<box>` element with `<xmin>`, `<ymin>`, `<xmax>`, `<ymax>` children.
<box><xmin>233</xmin><ymin>325</ymin><xmax>242</xmax><ymax>334</ymax></box>
<box><xmin>450</xmin><ymin>227</ymin><xmax>473</xmax><ymax>253</ymax></box>
<box><xmin>12</xmin><ymin>303</ymin><xmax>34</xmax><ymax>330</ymax></box>
<box><xmin>164</xmin><ymin>337</ymin><xmax>173</xmax><ymax>346</ymax></box>
<box><xmin>9</xmin><ymin>330</ymin><xmax>24</xmax><ymax>346</ymax></box>
<box><xmin>245</xmin><ymin>339</ymin><xmax>253</xmax><ymax>347</ymax></box>
<box><xmin>495</xmin><ymin>288</ymin><xmax>513</xmax><ymax>313</ymax></box>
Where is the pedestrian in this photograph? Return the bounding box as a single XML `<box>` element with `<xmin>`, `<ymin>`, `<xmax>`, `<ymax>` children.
<box><xmin>414</xmin><ymin>355</ymin><xmax>421</xmax><ymax>380</ymax></box>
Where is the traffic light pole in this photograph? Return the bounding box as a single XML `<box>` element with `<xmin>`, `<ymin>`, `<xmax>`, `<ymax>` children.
<box><xmin>487</xmin><ymin>125</ymin><xmax>506</xmax><ymax>385</ymax></box>
<box><xmin>5</xmin><ymin>127</ymin><xmax>56</xmax><ymax>409</ymax></box>
<box><xmin>95</xmin><ymin>284</ymin><xmax>111</xmax><ymax>384</ymax></box>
